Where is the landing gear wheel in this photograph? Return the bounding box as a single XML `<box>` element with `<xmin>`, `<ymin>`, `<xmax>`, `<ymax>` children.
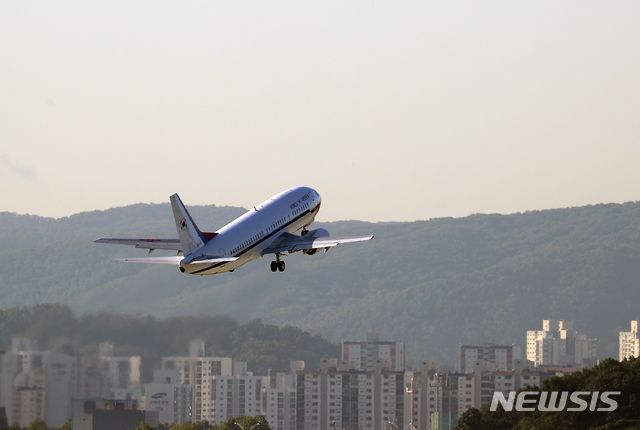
<box><xmin>270</xmin><ymin>261</ymin><xmax>278</xmax><ymax>272</ymax></box>
<box><xmin>301</xmin><ymin>228</ymin><xmax>309</xmax><ymax>236</ymax></box>
<box><xmin>278</xmin><ymin>261</ymin><xmax>286</xmax><ymax>272</ymax></box>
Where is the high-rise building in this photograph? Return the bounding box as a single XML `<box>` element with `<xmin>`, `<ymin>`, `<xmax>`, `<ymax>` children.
<box><xmin>0</xmin><ymin>340</ymin><xmax>47</xmax><ymax>427</ymax></box>
<box><xmin>45</xmin><ymin>350</ymin><xmax>87</xmax><ymax>427</ymax></box>
<box><xmin>458</xmin><ymin>344</ymin><xmax>521</xmax><ymax>373</ymax></box>
<box><xmin>208</xmin><ymin>362</ymin><xmax>299</xmax><ymax>430</ymax></box>
<box><xmin>526</xmin><ymin>320</ymin><xmax>597</xmax><ymax>367</ymax></box>
<box><xmin>296</xmin><ymin>358</ymin><xmax>405</xmax><ymax>430</ymax></box>
<box><xmin>262</xmin><ymin>365</ymin><xmax>301</xmax><ymax>430</ymax></box>
<box><xmin>1</xmin><ymin>338</ymin><xmax>86</xmax><ymax>428</ymax></box>
<box><xmin>406</xmin><ymin>360</ymin><xmax>476</xmax><ymax>430</ymax></box>
<box><xmin>160</xmin><ymin>354</ymin><xmax>233</xmax><ymax>423</ymax></box>
<box><xmin>1</xmin><ymin>338</ymin><xmax>147</xmax><ymax>428</ymax></box>
<box><xmin>210</xmin><ymin>368</ymin><xmax>264</xmax><ymax>422</ymax></box>
<box><xmin>96</xmin><ymin>342</ymin><xmax>141</xmax><ymax>400</ymax></box>
<box><xmin>158</xmin><ymin>342</ymin><xmax>299</xmax><ymax>430</ymax></box>
<box><xmin>143</xmin><ymin>370</ymin><xmax>193</xmax><ymax>424</ymax></box>
<box><xmin>406</xmin><ymin>359</ymin><xmax>560</xmax><ymax>430</ymax></box>
<box><xmin>619</xmin><ymin>320</ymin><xmax>639</xmax><ymax>361</ymax></box>
<box><xmin>342</xmin><ymin>333</ymin><xmax>405</xmax><ymax>372</ymax></box>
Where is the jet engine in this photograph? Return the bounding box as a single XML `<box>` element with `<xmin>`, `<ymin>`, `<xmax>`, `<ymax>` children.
<box><xmin>302</xmin><ymin>228</ymin><xmax>330</xmax><ymax>255</ymax></box>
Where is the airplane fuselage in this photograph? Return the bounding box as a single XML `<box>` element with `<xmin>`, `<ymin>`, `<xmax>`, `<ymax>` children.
<box><xmin>181</xmin><ymin>186</ymin><xmax>321</xmax><ymax>275</ymax></box>
<box><xmin>95</xmin><ymin>186</ymin><xmax>372</xmax><ymax>274</ymax></box>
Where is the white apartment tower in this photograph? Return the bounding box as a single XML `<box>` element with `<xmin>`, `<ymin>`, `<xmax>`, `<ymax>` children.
<box><xmin>97</xmin><ymin>342</ymin><xmax>142</xmax><ymax>400</ymax></box>
<box><xmin>458</xmin><ymin>344</ymin><xmax>522</xmax><ymax>373</ymax></box>
<box><xmin>1</xmin><ymin>348</ymin><xmax>46</xmax><ymax>427</ymax></box>
<box><xmin>159</xmin><ymin>340</ymin><xmax>298</xmax><ymax>430</ymax></box>
<box><xmin>342</xmin><ymin>333</ymin><xmax>405</xmax><ymax>372</ymax></box>
<box><xmin>210</xmin><ymin>371</ymin><xmax>264</xmax><ymax>422</ymax></box>
<box><xmin>208</xmin><ymin>363</ymin><xmax>298</xmax><ymax>430</ymax></box>
<box><xmin>526</xmin><ymin>320</ymin><xmax>597</xmax><ymax>367</ymax></box>
<box><xmin>261</xmin><ymin>367</ymin><xmax>299</xmax><ymax>430</ymax></box>
<box><xmin>619</xmin><ymin>320</ymin><xmax>640</xmax><ymax>361</ymax></box>
<box><xmin>407</xmin><ymin>360</ymin><xmax>479</xmax><ymax>430</ymax></box>
<box><xmin>296</xmin><ymin>358</ymin><xmax>405</xmax><ymax>430</ymax></box>
<box><xmin>144</xmin><ymin>370</ymin><xmax>193</xmax><ymax>424</ymax></box>
<box><xmin>406</xmin><ymin>359</ymin><xmax>560</xmax><ymax>430</ymax></box>
<box><xmin>160</xmin><ymin>353</ymin><xmax>233</xmax><ymax>422</ymax></box>
<box><xmin>0</xmin><ymin>339</ymin><xmax>86</xmax><ymax>428</ymax></box>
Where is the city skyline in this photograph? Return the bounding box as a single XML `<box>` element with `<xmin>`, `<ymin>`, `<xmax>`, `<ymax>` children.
<box><xmin>3</xmin><ymin>320</ymin><xmax>632</xmax><ymax>429</ymax></box>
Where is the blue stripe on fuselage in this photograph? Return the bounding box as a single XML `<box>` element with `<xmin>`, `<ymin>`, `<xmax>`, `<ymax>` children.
<box><xmin>190</xmin><ymin>204</ymin><xmax>316</xmax><ymax>275</ymax></box>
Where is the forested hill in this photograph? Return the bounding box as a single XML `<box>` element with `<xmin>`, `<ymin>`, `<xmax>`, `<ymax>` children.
<box><xmin>1</xmin><ymin>200</ymin><xmax>640</xmax><ymax>367</ymax></box>
<box><xmin>0</xmin><ymin>304</ymin><xmax>340</xmax><ymax>380</ymax></box>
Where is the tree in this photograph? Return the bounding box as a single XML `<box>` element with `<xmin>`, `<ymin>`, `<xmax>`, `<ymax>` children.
<box><xmin>221</xmin><ymin>415</ymin><xmax>270</xmax><ymax>430</ymax></box>
<box><xmin>454</xmin><ymin>358</ymin><xmax>640</xmax><ymax>430</ymax></box>
<box><xmin>455</xmin><ymin>408</ymin><xmax>485</xmax><ymax>430</ymax></box>
<box><xmin>54</xmin><ymin>419</ymin><xmax>71</xmax><ymax>430</ymax></box>
<box><xmin>27</xmin><ymin>420</ymin><xmax>48</xmax><ymax>430</ymax></box>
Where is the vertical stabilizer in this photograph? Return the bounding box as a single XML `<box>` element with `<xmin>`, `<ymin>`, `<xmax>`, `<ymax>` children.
<box><xmin>170</xmin><ymin>194</ymin><xmax>217</xmax><ymax>255</ymax></box>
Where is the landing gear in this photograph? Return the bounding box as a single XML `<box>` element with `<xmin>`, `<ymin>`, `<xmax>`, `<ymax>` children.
<box><xmin>301</xmin><ymin>227</ymin><xmax>309</xmax><ymax>236</ymax></box>
<box><xmin>271</xmin><ymin>254</ymin><xmax>286</xmax><ymax>272</ymax></box>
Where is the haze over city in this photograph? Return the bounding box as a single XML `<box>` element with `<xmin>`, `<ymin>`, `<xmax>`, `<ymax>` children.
<box><xmin>2</xmin><ymin>1</ymin><xmax>639</xmax><ymax>223</ymax></box>
<box><xmin>2</xmin><ymin>4</ymin><xmax>640</xmax><ymax>428</ymax></box>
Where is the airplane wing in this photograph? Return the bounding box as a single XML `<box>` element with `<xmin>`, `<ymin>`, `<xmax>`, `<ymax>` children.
<box><xmin>93</xmin><ymin>238</ymin><xmax>182</xmax><ymax>251</ymax></box>
<box><xmin>262</xmin><ymin>232</ymin><xmax>374</xmax><ymax>255</ymax></box>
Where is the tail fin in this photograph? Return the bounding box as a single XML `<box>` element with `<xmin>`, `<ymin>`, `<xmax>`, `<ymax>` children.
<box><xmin>170</xmin><ymin>194</ymin><xmax>217</xmax><ymax>255</ymax></box>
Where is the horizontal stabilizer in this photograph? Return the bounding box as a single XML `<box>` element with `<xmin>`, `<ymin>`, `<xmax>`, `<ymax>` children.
<box><xmin>94</xmin><ymin>238</ymin><xmax>182</xmax><ymax>251</ymax></box>
<box><xmin>181</xmin><ymin>255</ymin><xmax>240</xmax><ymax>265</ymax></box>
<box><xmin>112</xmin><ymin>256</ymin><xmax>184</xmax><ymax>264</ymax></box>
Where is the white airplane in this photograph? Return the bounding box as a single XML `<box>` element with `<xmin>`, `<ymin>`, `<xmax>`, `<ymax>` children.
<box><xmin>94</xmin><ymin>186</ymin><xmax>373</xmax><ymax>275</ymax></box>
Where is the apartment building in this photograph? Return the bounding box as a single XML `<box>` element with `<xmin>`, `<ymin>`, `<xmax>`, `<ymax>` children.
<box><xmin>261</xmin><ymin>365</ymin><xmax>301</xmax><ymax>430</ymax></box>
<box><xmin>157</xmin><ymin>341</ymin><xmax>298</xmax><ymax>430</ymax></box>
<box><xmin>406</xmin><ymin>359</ymin><xmax>561</xmax><ymax>430</ymax></box>
<box><xmin>144</xmin><ymin>370</ymin><xmax>193</xmax><ymax>424</ymax></box>
<box><xmin>96</xmin><ymin>342</ymin><xmax>141</xmax><ymax>400</ymax></box>
<box><xmin>342</xmin><ymin>334</ymin><xmax>405</xmax><ymax>372</ymax></box>
<box><xmin>160</xmin><ymin>354</ymin><xmax>233</xmax><ymax>422</ymax></box>
<box><xmin>0</xmin><ymin>339</ymin><xmax>141</xmax><ymax>428</ymax></box>
<box><xmin>458</xmin><ymin>344</ymin><xmax>521</xmax><ymax>373</ymax></box>
<box><xmin>526</xmin><ymin>320</ymin><xmax>597</xmax><ymax>367</ymax></box>
<box><xmin>619</xmin><ymin>320</ymin><xmax>639</xmax><ymax>361</ymax></box>
<box><xmin>296</xmin><ymin>358</ymin><xmax>405</xmax><ymax>430</ymax></box>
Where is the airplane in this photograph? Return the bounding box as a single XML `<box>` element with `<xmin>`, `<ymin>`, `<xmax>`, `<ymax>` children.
<box><xmin>94</xmin><ymin>186</ymin><xmax>373</xmax><ymax>275</ymax></box>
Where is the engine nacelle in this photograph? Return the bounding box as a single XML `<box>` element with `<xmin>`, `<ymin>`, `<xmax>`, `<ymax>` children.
<box><xmin>305</xmin><ymin>228</ymin><xmax>330</xmax><ymax>238</ymax></box>
<box><xmin>302</xmin><ymin>228</ymin><xmax>330</xmax><ymax>255</ymax></box>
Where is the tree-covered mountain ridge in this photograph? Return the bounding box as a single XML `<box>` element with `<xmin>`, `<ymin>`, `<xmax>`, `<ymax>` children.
<box><xmin>1</xmin><ymin>199</ymin><xmax>640</xmax><ymax>366</ymax></box>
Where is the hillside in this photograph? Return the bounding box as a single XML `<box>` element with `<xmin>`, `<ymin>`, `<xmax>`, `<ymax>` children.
<box><xmin>1</xmin><ymin>201</ymin><xmax>640</xmax><ymax>366</ymax></box>
<box><xmin>0</xmin><ymin>304</ymin><xmax>340</xmax><ymax>380</ymax></box>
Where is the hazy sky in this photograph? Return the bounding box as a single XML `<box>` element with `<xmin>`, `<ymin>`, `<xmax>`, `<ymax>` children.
<box><xmin>1</xmin><ymin>2</ymin><xmax>639</xmax><ymax>223</ymax></box>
